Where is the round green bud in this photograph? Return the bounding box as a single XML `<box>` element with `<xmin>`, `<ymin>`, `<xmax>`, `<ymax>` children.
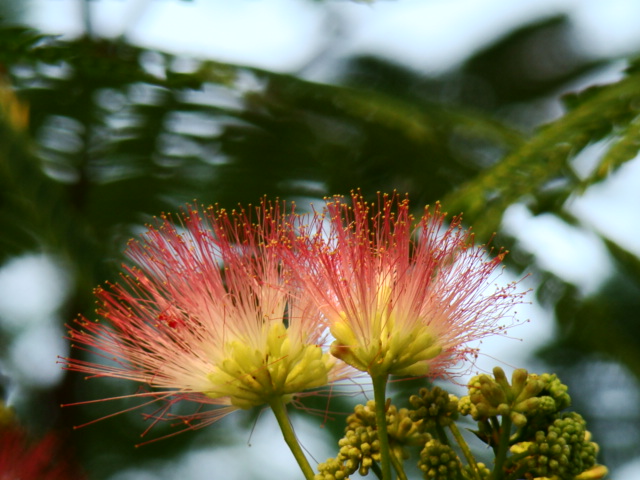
<box><xmin>497</xmin><ymin>403</ymin><xmax>511</xmax><ymax>416</ymax></box>
<box><xmin>466</xmin><ymin>462</ymin><xmax>491</xmax><ymax>480</ymax></box>
<box><xmin>418</xmin><ymin>440</ymin><xmax>461</xmax><ymax>480</ymax></box>
<box><xmin>511</xmin><ymin>411</ymin><xmax>528</xmax><ymax>428</ymax></box>
<box><xmin>458</xmin><ymin>396</ymin><xmax>475</xmax><ymax>417</ymax></box>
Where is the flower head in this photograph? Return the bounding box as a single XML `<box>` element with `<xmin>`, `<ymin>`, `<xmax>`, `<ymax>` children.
<box><xmin>63</xmin><ymin>200</ymin><xmax>339</xmax><ymax>438</ymax></box>
<box><xmin>289</xmin><ymin>192</ymin><xmax>526</xmax><ymax>378</ymax></box>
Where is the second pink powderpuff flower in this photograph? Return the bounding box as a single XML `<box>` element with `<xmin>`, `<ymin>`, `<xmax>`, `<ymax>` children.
<box><xmin>288</xmin><ymin>192</ymin><xmax>527</xmax><ymax>378</ymax></box>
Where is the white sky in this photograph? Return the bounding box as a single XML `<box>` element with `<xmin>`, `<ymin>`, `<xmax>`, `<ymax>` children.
<box><xmin>25</xmin><ymin>0</ymin><xmax>640</xmax><ymax>72</ymax></box>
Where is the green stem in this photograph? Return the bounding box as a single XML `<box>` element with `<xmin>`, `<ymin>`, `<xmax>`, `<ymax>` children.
<box><xmin>492</xmin><ymin>415</ymin><xmax>512</xmax><ymax>480</ymax></box>
<box><xmin>371</xmin><ymin>374</ymin><xmax>393</xmax><ymax>480</ymax></box>
<box><xmin>448</xmin><ymin>422</ymin><xmax>481</xmax><ymax>480</ymax></box>
<box><xmin>435</xmin><ymin>424</ymin><xmax>452</xmax><ymax>446</ymax></box>
<box><xmin>269</xmin><ymin>397</ymin><xmax>316</xmax><ymax>480</ymax></box>
<box><xmin>389</xmin><ymin>451</ymin><xmax>409</xmax><ymax>480</ymax></box>
<box><xmin>371</xmin><ymin>461</ymin><xmax>383</xmax><ymax>479</ymax></box>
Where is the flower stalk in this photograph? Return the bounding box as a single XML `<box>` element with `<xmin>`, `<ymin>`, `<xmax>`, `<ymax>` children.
<box><xmin>371</xmin><ymin>374</ymin><xmax>392</xmax><ymax>480</ymax></box>
<box><xmin>389</xmin><ymin>453</ymin><xmax>408</xmax><ymax>480</ymax></box>
<box><xmin>493</xmin><ymin>415</ymin><xmax>512</xmax><ymax>480</ymax></box>
<box><xmin>268</xmin><ymin>397</ymin><xmax>316</xmax><ymax>480</ymax></box>
<box><xmin>448</xmin><ymin>422</ymin><xmax>482</xmax><ymax>480</ymax></box>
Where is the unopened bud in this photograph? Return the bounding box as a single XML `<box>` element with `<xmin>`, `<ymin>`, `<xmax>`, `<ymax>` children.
<box><xmin>513</xmin><ymin>376</ymin><xmax>545</xmax><ymax>404</ymax></box>
<box><xmin>510</xmin><ymin>368</ymin><xmax>529</xmax><ymax>398</ymax></box>
<box><xmin>481</xmin><ymin>381</ymin><xmax>507</xmax><ymax>407</ymax></box>
<box><xmin>510</xmin><ymin>411</ymin><xmax>527</xmax><ymax>427</ymax></box>
<box><xmin>575</xmin><ymin>465</ymin><xmax>609</xmax><ymax>480</ymax></box>
<box><xmin>492</xmin><ymin>366</ymin><xmax>511</xmax><ymax>393</ymax></box>
<box><xmin>513</xmin><ymin>396</ymin><xmax>541</xmax><ymax>414</ymax></box>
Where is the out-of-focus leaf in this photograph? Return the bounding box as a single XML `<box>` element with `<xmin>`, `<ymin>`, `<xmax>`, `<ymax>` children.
<box><xmin>602</xmin><ymin>236</ymin><xmax>640</xmax><ymax>287</ymax></box>
<box><xmin>537</xmin><ymin>246</ymin><xmax>640</xmax><ymax>466</ymax></box>
<box><xmin>443</xmin><ymin>69</ymin><xmax>640</xmax><ymax>239</ymax></box>
<box><xmin>0</xmin><ymin>23</ymin><xmax>61</xmax><ymax>65</ymax></box>
<box><xmin>552</xmin><ymin>277</ymin><xmax>640</xmax><ymax>377</ymax></box>
<box><xmin>197</xmin><ymin>65</ymin><xmax>525</xmax><ymax>208</ymax></box>
<box><xmin>461</xmin><ymin>15</ymin><xmax>603</xmax><ymax>107</ymax></box>
<box><xmin>0</xmin><ymin>81</ymin><xmax>68</xmax><ymax>261</ymax></box>
<box><xmin>582</xmin><ymin>116</ymin><xmax>640</xmax><ymax>187</ymax></box>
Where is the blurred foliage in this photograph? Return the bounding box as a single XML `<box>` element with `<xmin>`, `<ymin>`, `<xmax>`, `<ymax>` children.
<box><xmin>1</xmin><ymin>5</ymin><xmax>640</xmax><ymax>479</ymax></box>
<box><xmin>443</xmin><ymin>69</ymin><xmax>640</xmax><ymax>238</ymax></box>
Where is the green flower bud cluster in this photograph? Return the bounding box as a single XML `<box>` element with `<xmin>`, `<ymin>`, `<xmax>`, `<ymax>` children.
<box><xmin>340</xmin><ymin>413</ymin><xmax>380</xmax><ymax>477</ymax></box>
<box><xmin>317</xmin><ymin>400</ymin><xmax>427</xmax><ymax>479</ymax></box>
<box><xmin>516</xmin><ymin>373</ymin><xmax>573</xmax><ymax>443</ymax></box>
<box><xmin>418</xmin><ymin>439</ymin><xmax>461</xmax><ymax>480</ymax></box>
<box><xmin>459</xmin><ymin>367</ymin><xmax>567</xmax><ymax>429</ymax></box>
<box><xmin>408</xmin><ymin>386</ymin><xmax>459</xmax><ymax>430</ymax></box>
<box><xmin>457</xmin><ymin>367</ymin><xmax>606</xmax><ymax>480</ymax></box>
<box><xmin>387</xmin><ymin>404</ymin><xmax>429</xmax><ymax>458</ymax></box>
<box><xmin>319</xmin><ymin>367</ymin><xmax>607</xmax><ymax>480</ymax></box>
<box><xmin>510</xmin><ymin>412</ymin><xmax>598</xmax><ymax>480</ymax></box>
<box><xmin>315</xmin><ymin>457</ymin><xmax>351</xmax><ymax>480</ymax></box>
<box><xmin>315</xmin><ymin>413</ymin><xmax>379</xmax><ymax>480</ymax></box>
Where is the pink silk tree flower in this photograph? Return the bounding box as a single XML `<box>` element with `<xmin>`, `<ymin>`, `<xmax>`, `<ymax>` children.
<box><xmin>62</xmin><ymin>201</ymin><xmax>341</xmax><ymax>439</ymax></box>
<box><xmin>288</xmin><ymin>192</ymin><xmax>527</xmax><ymax>378</ymax></box>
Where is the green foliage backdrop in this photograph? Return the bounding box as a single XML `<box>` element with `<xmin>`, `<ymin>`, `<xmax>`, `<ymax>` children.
<box><xmin>0</xmin><ymin>3</ymin><xmax>639</xmax><ymax>478</ymax></box>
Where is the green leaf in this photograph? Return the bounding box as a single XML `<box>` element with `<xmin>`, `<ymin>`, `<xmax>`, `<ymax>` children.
<box><xmin>583</xmin><ymin>116</ymin><xmax>640</xmax><ymax>187</ymax></box>
<box><xmin>442</xmin><ymin>70</ymin><xmax>640</xmax><ymax>238</ymax></box>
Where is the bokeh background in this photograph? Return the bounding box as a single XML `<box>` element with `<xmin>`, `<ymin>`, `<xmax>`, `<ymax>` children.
<box><xmin>1</xmin><ymin>0</ymin><xmax>640</xmax><ymax>478</ymax></box>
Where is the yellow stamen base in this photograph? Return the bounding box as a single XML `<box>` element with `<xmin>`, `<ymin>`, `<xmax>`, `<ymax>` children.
<box><xmin>330</xmin><ymin>318</ymin><xmax>442</xmax><ymax>377</ymax></box>
<box><xmin>205</xmin><ymin>322</ymin><xmax>335</xmax><ymax>409</ymax></box>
